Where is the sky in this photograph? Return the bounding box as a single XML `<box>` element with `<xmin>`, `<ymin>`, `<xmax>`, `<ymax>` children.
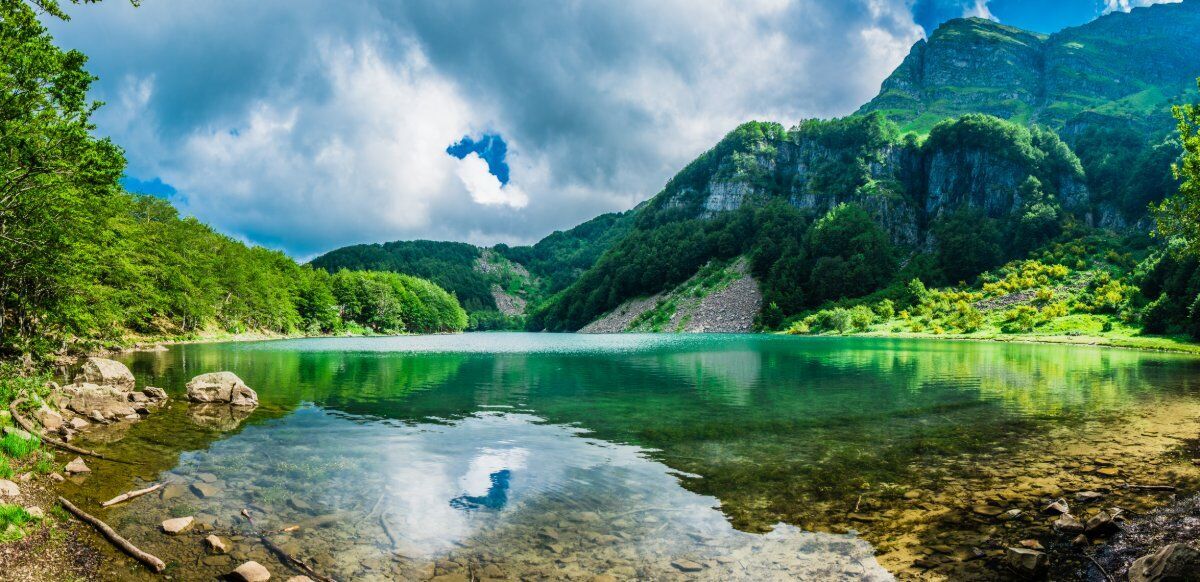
<box><xmin>45</xmin><ymin>0</ymin><xmax>1182</xmax><ymax>259</ymax></box>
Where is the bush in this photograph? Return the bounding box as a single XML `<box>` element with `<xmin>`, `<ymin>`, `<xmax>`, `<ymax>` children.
<box><xmin>849</xmin><ymin>305</ymin><xmax>876</xmax><ymax>331</ymax></box>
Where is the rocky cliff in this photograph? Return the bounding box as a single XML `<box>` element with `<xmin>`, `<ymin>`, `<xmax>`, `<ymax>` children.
<box><xmin>648</xmin><ymin>113</ymin><xmax>1087</xmax><ymax>250</ymax></box>
<box><xmin>859</xmin><ymin>3</ymin><xmax>1200</xmax><ymax>135</ymax></box>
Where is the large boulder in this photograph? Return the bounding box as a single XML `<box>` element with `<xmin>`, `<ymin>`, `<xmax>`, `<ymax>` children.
<box><xmin>186</xmin><ymin>372</ymin><xmax>258</xmax><ymax>406</ymax></box>
<box><xmin>60</xmin><ymin>383</ymin><xmax>139</xmax><ymax>422</ymax></box>
<box><xmin>74</xmin><ymin>357</ymin><xmax>135</xmax><ymax>391</ymax></box>
<box><xmin>1128</xmin><ymin>543</ymin><xmax>1200</xmax><ymax>582</ymax></box>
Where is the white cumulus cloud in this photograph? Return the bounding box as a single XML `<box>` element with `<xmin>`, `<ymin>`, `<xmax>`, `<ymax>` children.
<box><xmin>454</xmin><ymin>152</ymin><xmax>528</xmax><ymax>208</ymax></box>
<box><xmin>1102</xmin><ymin>0</ymin><xmax>1182</xmax><ymax>14</ymax></box>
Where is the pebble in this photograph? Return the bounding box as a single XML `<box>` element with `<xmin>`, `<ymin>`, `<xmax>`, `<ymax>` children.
<box><xmin>48</xmin><ymin>473</ymin><xmax>64</xmax><ymax>483</ymax></box>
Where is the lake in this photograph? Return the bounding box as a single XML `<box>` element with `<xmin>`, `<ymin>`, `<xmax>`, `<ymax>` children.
<box><xmin>63</xmin><ymin>333</ymin><xmax>1200</xmax><ymax>580</ymax></box>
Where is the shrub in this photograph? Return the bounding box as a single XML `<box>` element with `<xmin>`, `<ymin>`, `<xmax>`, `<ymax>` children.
<box><xmin>873</xmin><ymin>299</ymin><xmax>895</xmax><ymax>320</ymax></box>
<box><xmin>849</xmin><ymin>305</ymin><xmax>876</xmax><ymax>331</ymax></box>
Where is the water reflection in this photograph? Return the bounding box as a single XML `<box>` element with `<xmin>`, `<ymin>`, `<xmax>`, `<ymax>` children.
<box><xmin>78</xmin><ymin>333</ymin><xmax>1200</xmax><ymax>580</ymax></box>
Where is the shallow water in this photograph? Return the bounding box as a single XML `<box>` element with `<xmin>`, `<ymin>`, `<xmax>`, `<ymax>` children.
<box><xmin>61</xmin><ymin>334</ymin><xmax>1200</xmax><ymax>580</ymax></box>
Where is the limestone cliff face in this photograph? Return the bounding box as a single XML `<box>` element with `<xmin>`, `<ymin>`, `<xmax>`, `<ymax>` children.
<box><xmin>659</xmin><ymin>117</ymin><xmax>1087</xmax><ymax>251</ymax></box>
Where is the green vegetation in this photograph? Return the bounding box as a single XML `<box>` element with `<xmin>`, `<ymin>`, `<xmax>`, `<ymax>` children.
<box><xmin>0</xmin><ymin>504</ymin><xmax>36</xmax><ymax>542</ymax></box>
<box><xmin>0</xmin><ymin>2</ymin><xmax>467</xmax><ymax>361</ymax></box>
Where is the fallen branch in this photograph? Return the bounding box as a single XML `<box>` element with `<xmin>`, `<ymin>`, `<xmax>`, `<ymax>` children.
<box><xmin>242</xmin><ymin>508</ymin><xmax>336</xmax><ymax>582</ymax></box>
<box><xmin>58</xmin><ymin>496</ymin><xmax>165</xmax><ymax>573</ymax></box>
<box><xmin>101</xmin><ymin>483</ymin><xmax>164</xmax><ymax>507</ymax></box>
<box><xmin>1085</xmin><ymin>552</ymin><xmax>1115</xmax><ymax>582</ymax></box>
<box><xmin>10</xmin><ymin>397</ymin><xmax>133</xmax><ymax>464</ymax></box>
<box><xmin>1123</xmin><ymin>483</ymin><xmax>1177</xmax><ymax>492</ymax></box>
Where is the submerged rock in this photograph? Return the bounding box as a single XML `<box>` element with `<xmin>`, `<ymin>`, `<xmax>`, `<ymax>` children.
<box><xmin>1043</xmin><ymin>498</ymin><xmax>1070</xmax><ymax>515</ymax></box>
<box><xmin>186</xmin><ymin>372</ymin><xmax>258</xmax><ymax>406</ymax></box>
<box><xmin>1006</xmin><ymin>547</ymin><xmax>1048</xmax><ymax>577</ymax></box>
<box><xmin>1127</xmin><ymin>543</ymin><xmax>1200</xmax><ymax>582</ymax></box>
<box><xmin>162</xmin><ymin>516</ymin><xmax>194</xmax><ymax>535</ymax></box>
<box><xmin>75</xmin><ymin>357</ymin><xmax>135</xmax><ymax>391</ymax></box>
<box><xmin>205</xmin><ymin>534</ymin><xmax>230</xmax><ymax>554</ymax></box>
<box><xmin>64</xmin><ymin>457</ymin><xmax>90</xmax><ymax>475</ymax></box>
<box><xmin>1053</xmin><ymin>513</ymin><xmax>1085</xmax><ymax>534</ymax></box>
<box><xmin>230</xmin><ymin>560</ymin><xmax>271</xmax><ymax>582</ymax></box>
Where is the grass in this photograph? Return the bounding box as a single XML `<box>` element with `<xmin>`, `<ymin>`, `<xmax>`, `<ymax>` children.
<box><xmin>0</xmin><ymin>504</ymin><xmax>34</xmax><ymax>542</ymax></box>
<box><xmin>0</xmin><ymin>433</ymin><xmax>41</xmax><ymax>460</ymax></box>
<box><xmin>0</xmin><ymin>457</ymin><xmax>11</xmax><ymax>480</ymax></box>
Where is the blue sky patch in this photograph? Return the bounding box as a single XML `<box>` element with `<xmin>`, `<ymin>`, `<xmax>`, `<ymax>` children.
<box><xmin>121</xmin><ymin>176</ymin><xmax>178</xmax><ymax>198</ymax></box>
<box><xmin>447</xmin><ymin>134</ymin><xmax>510</xmax><ymax>185</ymax></box>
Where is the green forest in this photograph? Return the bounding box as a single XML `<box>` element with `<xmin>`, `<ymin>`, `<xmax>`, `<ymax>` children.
<box><xmin>0</xmin><ymin>0</ymin><xmax>467</xmax><ymax>360</ymax></box>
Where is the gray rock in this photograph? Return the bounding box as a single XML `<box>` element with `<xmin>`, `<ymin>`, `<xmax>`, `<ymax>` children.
<box><xmin>1127</xmin><ymin>543</ymin><xmax>1200</xmax><ymax>582</ymax></box>
<box><xmin>34</xmin><ymin>406</ymin><xmax>63</xmax><ymax>431</ymax></box>
<box><xmin>64</xmin><ymin>457</ymin><xmax>90</xmax><ymax>475</ymax></box>
<box><xmin>230</xmin><ymin>560</ymin><xmax>271</xmax><ymax>582</ymax></box>
<box><xmin>161</xmin><ymin>516</ymin><xmax>194</xmax><ymax>535</ymax></box>
<box><xmin>1085</xmin><ymin>510</ymin><xmax>1119</xmax><ymax>536</ymax></box>
<box><xmin>1053</xmin><ymin>513</ymin><xmax>1085</xmax><ymax>534</ymax></box>
<box><xmin>24</xmin><ymin>506</ymin><xmax>43</xmax><ymax>520</ymax></box>
<box><xmin>1006</xmin><ymin>547</ymin><xmax>1048</xmax><ymax>578</ymax></box>
<box><xmin>142</xmin><ymin>386</ymin><xmax>168</xmax><ymax>401</ymax></box>
<box><xmin>68</xmin><ymin>417</ymin><xmax>89</xmax><ymax>430</ymax></box>
<box><xmin>205</xmin><ymin>534</ymin><xmax>230</xmax><ymax>554</ymax></box>
<box><xmin>0</xmin><ymin>479</ymin><xmax>19</xmax><ymax>497</ymax></box>
<box><xmin>1043</xmin><ymin>498</ymin><xmax>1069</xmax><ymax>515</ymax></box>
<box><xmin>186</xmin><ymin>372</ymin><xmax>258</xmax><ymax>406</ymax></box>
<box><xmin>75</xmin><ymin>357</ymin><xmax>135</xmax><ymax>391</ymax></box>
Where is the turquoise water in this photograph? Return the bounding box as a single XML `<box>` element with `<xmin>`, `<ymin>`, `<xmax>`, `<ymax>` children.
<box><xmin>63</xmin><ymin>333</ymin><xmax>1200</xmax><ymax>580</ymax></box>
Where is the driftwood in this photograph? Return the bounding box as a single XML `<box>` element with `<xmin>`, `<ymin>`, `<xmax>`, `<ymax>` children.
<box><xmin>242</xmin><ymin>508</ymin><xmax>336</xmax><ymax>582</ymax></box>
<box><xmin>101</xmin><ymin>483</ymin><xmax>164</xmax><ymax>507</ymax></box>
<box><xmin>1123</xmin><ymin>483</ymin><xmax>1177</xmax><ymax>492</ymax></box>
<box><xmin>58</xmin><ymin>496</ymin><xmax>166</xmax><ymax>573</ymax></box>
<box><xmin>9</xmin><ymin>397</ymin><xmax>129</xmax><ymax>463</ymax></box>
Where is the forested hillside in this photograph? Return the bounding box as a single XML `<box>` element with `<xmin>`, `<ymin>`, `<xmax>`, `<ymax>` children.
<box><xmin>0</xmin><ymin>1</ymin><xmax>467</xmax><ymax>360</ymax></box>
<box><xmin>310</xmin><ymin>211</ymin><xmax>632</xmax><ymax>329</ymax></box>
<box><xmin>527</xmin><ymin>3</ymin><xmax>1200</xmax><ymax>338</ymax></box>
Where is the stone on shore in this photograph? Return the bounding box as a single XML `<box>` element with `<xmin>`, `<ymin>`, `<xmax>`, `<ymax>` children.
<box><xmin>62</xmin><ymin>383</ymin><xmax>139</xmax><ymax>421</ymax></box>
<box><xmin>0</xmin><ymin>479</ymin><xmax>19</xmax><ymax>497</ymax></box>
<box><xmin>142</xmin><ymin>386</ymin><xmax>168</xmax><ymax>401</ymax></box>
<box><xmin>285</xmin><ymin>578</ymin><xmax>314</xmax><ymax>582</ymax></box>
<box><xmin>1005</xmin><ymin>547</ymin><xmax>1048</xmax><ymax>577</ymax></box>
<box><xmin>161</xmin><ymin>516</ymin><xmax>194</xmax><ymax>535</ymax></box>
<box><xmin>34</xmin><ymin>406</ymin><xmax>63</xmax><ymax>431</ymax></box>
<box><xmin>1127</xmin><ymin>543</ymin><xmax>1200</xmax><ymax>582</ymax></box>
<box><xmin>230</xmin><ymin>560</ymin><xmax>271</xmax><ymax>582</ymax></box>
<box><xmin>24</xmin><ymin>506</ymin><xmax>43</xmax><ymax>520</ymax></box>
<box><xmin>186</xmin><ymin>372</ymin><xmax>258</xmax><ymax>406</ymax></box>
<box><xmin>1053</xmin><ymin>513</ymin><xmax>1085</xmax><ymax>534</ymax></box>
<box><xmin>75</xmin><ymin>357</ymin><xmax>135</xmax><ymax>391</ymax></box>
<box><xmin>64</xmin><ymin>457</ymin><xmax>90</xmax><ymax>475</ymax></box>
<box><xmin>3</xmin><ymin>426</ymin><xmax>32</xmax><ymax>441</ymax></box>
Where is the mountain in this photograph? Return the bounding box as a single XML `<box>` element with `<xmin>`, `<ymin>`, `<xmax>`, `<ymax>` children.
<box><xmin>309</xmin><ymin>211</ymin><xmax>632</xmax><ymax>328</ymax></box>
<box><xmin>320</xmin><ymin>2</ymin><xmax>1197</xmax><ymax>335</ymax></box>
<box><xmin>858</xmin><ymin>4</ymin><xmax>1200</xmax><ymax>135</ymax></box>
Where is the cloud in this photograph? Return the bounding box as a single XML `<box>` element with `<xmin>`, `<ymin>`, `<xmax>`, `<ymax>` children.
<box><xmin>1101</xmin><ymin>0</ymin><xmax>1181</xmax><ymax>14</ymax></box>
<box><xmin>911</xmin><ymin>0</ymin><xmax>998</xmax><ymax>34</ymax></box>
<box><xmin>454</xmin><ymin>152</ymin><xmax>528</xmax><ymax>208</ymax></box>
<box><xmin>48</xmin><ymin>0</ymin><xmax>926</xmax><ymax>257</ymax></box>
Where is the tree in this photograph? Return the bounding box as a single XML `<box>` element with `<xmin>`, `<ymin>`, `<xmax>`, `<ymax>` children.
<box><xmin>1156</xmin><ymin>79</ymin><xmax>1200</xmax><ymax>256</ymax></box>
<box><xmin>932</xmin><ymin>209</ymin><xmax>1002</xmax><ymax>285</ymax></box>
<box><xmin>0</xmin><ymin>0</ymin><xmax>126</xmax><ymax>356</ymax></box>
